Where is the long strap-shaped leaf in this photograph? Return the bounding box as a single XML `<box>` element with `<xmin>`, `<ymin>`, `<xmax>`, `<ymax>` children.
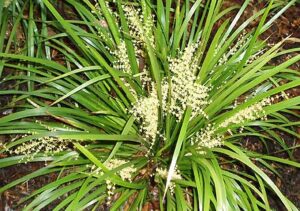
<box><xmin>96</xmin><ymin>0</ymin><xmax>121</xmax><ymax>45</ymax></box>
<box><xmin>214</xmin><ymin>143</ymin><xmax>298</xmax><ymax>211</ymax></box>
<box><xmin>164</xmin><ymin>107</ymin><xmax>192</xmax><ymax>198</ymax></box>
<box><xmin>42</xmin><ymin>0</ymin><xmax>135</xmax><ymax>104</ymax></box>
<box><xmin>51</xmin><ymin>74</ymin><xmax>111</xmax><ymax>105</ymax></box>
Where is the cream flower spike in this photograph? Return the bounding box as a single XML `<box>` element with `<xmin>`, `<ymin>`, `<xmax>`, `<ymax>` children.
<box><xmin>156</xmin><ymin>167</ymin><xmax>182</xmax><ymax>195</ymax></box>
<box><xmin>4</xmin><ymin>0</ymin><xmax>13</xmax><ymax>7</ymax></box>
<box><xmin>122</xmin><ymin>4</ymin><xmax>155</xmax><ymax>49</ymax></box>
<box><xmin>219</xmin><ymin>97</ymin><xmax>272</xmax><ymax>129</ymax></box>
<box><xmin>112</xmin><ymin>41</ymin><xmax>131</xmax><ymax>74</ymax></box>
<box><xmin>191</xmin><ymin>97</ymin><xmax>273</xmax><ymax>153</ymax></box>
<box><xmin>164</xmin><ymin>42</ymin><xmax>210</xmax><ymax>121</ymax></box>
<box><xmin>191</xmin><ymin>124</ymin><xmax>223</xmax><ymax>153</ymax></box>
<box><xmin>130</xmin><ymin>83</ymin><xmax>159</xmax><ymax>152</ymax></box>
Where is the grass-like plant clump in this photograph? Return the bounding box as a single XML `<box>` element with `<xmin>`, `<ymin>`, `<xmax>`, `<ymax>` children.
<box><xmin>0</xmin><ymin>0</ymin><xmax>299</xmax><ymax>210</ymax></box>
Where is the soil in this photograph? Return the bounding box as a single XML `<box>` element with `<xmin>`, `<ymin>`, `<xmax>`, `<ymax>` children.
<box><xmin>0</xmin><ymin>1</ymin><xmax>299</xmax><ymax>210</ymax></box>
<box><xmin>223</xmin><ymin>1</ymin><xmax>300</xmax><ymax>209</ymax></box>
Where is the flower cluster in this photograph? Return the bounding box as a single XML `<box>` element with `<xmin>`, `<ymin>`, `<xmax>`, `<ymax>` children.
<box><xmin>191</xmin><ymin>97</ymin><xmax>273</xmax><ymax>153</ymax></box>
<box><xmin>247</xmin><ymin>48</ymin><xmax>267</xmax><ymax>64</ymax></box>
<box><xmin>216</xmin><ymin>31</ymin><xmax>250</xmax><ymax>66</ymax></box>
<box><xmin>91</xmin><ymin>2</ymin><xmax>116</xmax><ymax>44</ymax></box>
<box><xmin>122</xmin><ymin>5</ymin><xmax>155</xmax><ymax>49</ymax></box>
<box><xmin>112</xmin><ymin>41</ymin><xmax>131</xmax><ymax>74</ymax></box>
<box><xmin>90</xmin><ymin>159</ymin><xmax>136</xmax><ymax>205</ymax></box>
<box><xmin>219</xmin><ymin>97</ymin><xmax>272</xmax><ymax>129</ymax></box>
<box><xmin>129</xmin><ymin>44</ymin><xmax>210</xmax><ymax>153</ymax></box>
<box><xmin>163</xmin><ymin>43</ymin><xmax>210</xmax><ymax>121</ymax></box>
<box><xmin>105</xmin><ymin>158</ymin><xmax>136</xmax><ymax>182</ymax></box>
<box><xmin>139</xmin><ymin>66</ymin><xmax>152</xmax><ymax>88</ymax></box>
<box><xmin>111</xmin><ymin>25</ymin><xmax>157</xmax><ymax>141</ymax></box>
<box><xmin>120</xmin><ymin>6</ymin><xmax>272</xmax><ymax>155</ymax></box>
<box><xmin>105</xmin><ymin>159</ymin><xmax>136</xmax><ymax>205</ymax></box>
<box><xmin>191</xmin><ymin>124</ymin><xmax>223</xmax><ymax>153</ymax></box>
<box><xmin>130</xmin><ymin>84</ymin><xmax>159</xmax><ymax>152</ymax></box>
<box><xmin>112</xmin><ymin>40</ymin><xmax>142</xmax><ymax>99</ymax></box>
<box><xmin>105</xmin><ymin>179</ymin><xmax>115</xmax><ymax>205</ymax></box>
<box><xmin>156</xmin><ymin>167</ymin><xmax>182</xmax><ymax>195</ymax></box>
<box><xmin>4</xmin><ymin>0</ymin><xmax>12</xmax><ymax>8</ymax></box>
<box><xmin>9</xmin><ymin>136</ymin><xmax>71</xmax><ymax>163</ymax></box>
<box><xmin>90</xmin><ymin>158</ymin><xmax>136</xmax><ymax>182</ymax></box>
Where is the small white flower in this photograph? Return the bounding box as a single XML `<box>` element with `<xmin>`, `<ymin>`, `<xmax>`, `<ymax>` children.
<box><xmin>219</xmin><ymin>97</ymin><xmax>272</xmax><ymax>129</ymax></box>
<box><xmin>105</xmin><ymin>159</ymin><xmax>136</xmax><ymax>182</ymax></box>
<box><xmin>4</xmin><ymin>0</ymin><xmax>13</xmax><ymax>7</ymax></box>
<box><xmin>156</xmin><ymin>167</ymin><xmax>182</xmax><ymax>195</ymax></box>
<box><xmin>9</xmin><ymin>136</ymin><xmax>71</xmax><ymax>162</ymax></box>
<box><xmin>130</xmin><ymin>84</ymin><xmax>159</xmax><ymax>151</ymax></box>
<box><xmin>122</xmin><ymin>5</ymin><xmax>155</xmax><ymax>49</ymax></box>
<box><xmin>191</xmin><ymin>124</ymin><xmax>223</xmax><ymax>153</ymax></box>
<box><xmin>216</xmin><ymin>30</ymin><xmax>250</xmax><ymax>66</ymax></box>
<box><xmin>163</xmin><ymin>43</ymin><xmax>210</xmax><ymax>121</ymax></box>
<box><xmin>112</xmin><ymin>41</ymin><xmax>131</xmax><ymax>75</ymax></box>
